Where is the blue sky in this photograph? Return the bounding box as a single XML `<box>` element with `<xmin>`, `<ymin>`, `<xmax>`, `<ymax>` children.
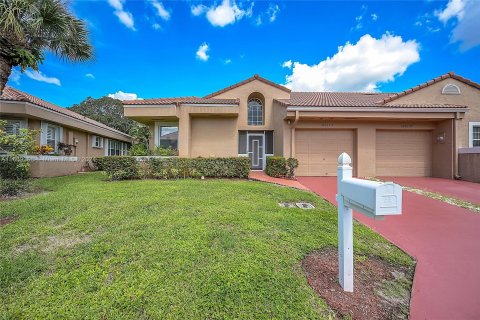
<box><xmin>7</xmin><ymin>0</ymin><xmax>480</xmax><ymax>107</ymax></box>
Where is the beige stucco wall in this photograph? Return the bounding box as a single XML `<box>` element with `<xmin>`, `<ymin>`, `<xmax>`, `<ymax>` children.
<box><xmin>29</xmin><ymin>160</ymin><xmax>85</xmax><ymax>178</ymax></box>
<box><xmin>458</xmin><ymin>152</ymin><xmax>480</xmax><ymax>183</ymax></box>
<box><xmin>387</xmin><ymin>78</ymin><xmax>480</xmax><ymax>149</ymax></box>
<box><xmin>190</xmin><ymin>117</ymin><xmax>238</xmax><ymax>157</ymax></box>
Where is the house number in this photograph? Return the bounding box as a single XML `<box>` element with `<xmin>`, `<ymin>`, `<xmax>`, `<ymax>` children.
<box><xmin>320</xmin><ymin>123</ymin><xmax>334</xmax><ymax>127</ymax></box>
<box><xmin>400</xmin><ymin>124</ymin><xmax>414</xmax><ymax>128</ymax></box>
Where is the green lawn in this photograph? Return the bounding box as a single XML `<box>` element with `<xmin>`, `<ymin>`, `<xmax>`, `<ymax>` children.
<box><xmin>0</xmin><ymin>173</ymin><xmax>414</xmax><ymax>319</ymax></box>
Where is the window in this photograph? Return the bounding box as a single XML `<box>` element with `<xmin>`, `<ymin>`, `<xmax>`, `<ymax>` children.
<box><xmin>92</xmin><ymin>135</ymin><xmax>104</xmax><ymax>148</ymax></box>
<box><xmin>470</xmin><ymin>122</ymin><xmax>480</xmax><ymax>147</ymax></box>
<box><xmin>158</xmin><ymin>126</ymin><xmax>178</xmax><ymax>149</ymax></box>
<box><xmin>248</xmin><ymin>98</ymin><xmax>264</xmax><ymax>126</ymax></box>
<box><xmin>106</xmin><ymin>139</ymin><xmax>129</xmax><ymax>156</ymax></box>
<box><xmin>442</xmin><ymin>84</ymin><xmax>461</xmax><ymax>95</ymax></box>
<box><xmin>45</xmin><ymin>123</ymin><xmax>61</xmax><ymax>152</ymax></box>
<box><xmin>2</xmin><ymin>119</ymin><xmax>25</xmax><ymax>135</ymax></box>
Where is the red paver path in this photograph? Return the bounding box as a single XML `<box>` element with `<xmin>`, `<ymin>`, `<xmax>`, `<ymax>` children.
<box><xmin>298</xmin><ymin>177</ymin><xmax>480</xmax><ymax>320</ymax></box>
<box><xmin>381</xmin><ymin>177</ymin><xmax>480</xmax><ymax>205</ymax></box>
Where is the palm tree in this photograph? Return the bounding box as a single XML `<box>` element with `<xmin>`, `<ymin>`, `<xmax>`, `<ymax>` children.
<box><xmin>0</xmin><ymin>0</ymin><xmax>93</xmax><ymax>94</ymax></box>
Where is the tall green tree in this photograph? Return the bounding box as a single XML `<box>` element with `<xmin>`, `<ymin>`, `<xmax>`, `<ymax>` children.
<box><xmin>0</xmin><ymin>0</ymin><xmax>92</xmax><ymax>94</ymax></box>
<box><xmin>70</xmin><ymin>96</ymin><xmax>149</xmax><ymax>147</ymax></box>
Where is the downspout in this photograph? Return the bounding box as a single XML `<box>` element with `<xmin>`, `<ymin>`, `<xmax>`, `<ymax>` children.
<box><xmin>453</xmin><ymin>113</ymin><xmax>460</xmax><ymax>179</ymax></box>
<box><xmin>290</xmin><ymin>110</ymin><xmax>300</xmax><ymax>158</ymax></box>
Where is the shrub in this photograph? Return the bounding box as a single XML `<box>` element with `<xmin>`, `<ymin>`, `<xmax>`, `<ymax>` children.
<box><xmin>128</xmin><ymin>144</ymin><xmax>148</xmax><ymax>156</ymax></box>
<box><xmin>0</xmin><ymin>179</ymin><xmax>32</xmax><ymax>197</ymax></box>
<box><xmin>101</xmin><ymin>157</ymin><xmax>139</xmax><ymax>181</ymax></box>
<box><xmin>0</xmin><ymin>156</ymin><xmax>30</xmax><ymax>180</ymax></box>
<box><xmin>266</xmin><ymin>156</ymin><xmax>299</xmax><ymax>179</ymax></box>
<box><xmin>152</xmin><ymin>147</ymin><xmax>178</xmax><ymax>156</ymax></box>
<box><xmin>91</xmin><ymin>157</ymin><xmax>107</xmax><ymax>171</ymax></box>
<box><xmin>149</xmin><ymin>157</ymin><xmax>251</xmax><ymax>179</ymax></box>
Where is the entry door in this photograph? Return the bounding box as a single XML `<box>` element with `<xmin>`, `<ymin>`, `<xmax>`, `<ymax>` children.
<box><xmin>248</xmin><ymin>135</ymin><xmax>264</xmax><ymax>170</ymax></box>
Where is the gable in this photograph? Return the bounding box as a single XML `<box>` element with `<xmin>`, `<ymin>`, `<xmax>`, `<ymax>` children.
<box><xmin>385</xmin><ymin>78</ymin><xmax>480</xmax><ymax>107</ymax></box>
<box><xmin>205</xmin><ymin>75</ymin><xmax>291</xmax><ymax>100</ymax></box>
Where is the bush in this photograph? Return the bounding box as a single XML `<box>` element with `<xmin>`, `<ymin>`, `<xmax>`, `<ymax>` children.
<box><xmin>0</xmin><ymin>156</ymin><xmax>30</xmax><ymax>180</ymax></box>
<box><xmin>91</xmin><ymin>157</ymin><xmax>107</xmax><ymax>171</ymax></box>
<box><xmin>266</xmin><ymin>156</ymin><xmax>299</xmax><ymax>178</ymax></box>
<box><xmin>152</xmin><ymin>147</ymin><xmax>178</xmax><ymax>156</ymax></box>
<box><xmin>101</xmin><ymin>157</ymin><xmax>139</xmax><ymax>181</ymax></box>
<box><xmin>149</xmin><ymin>157</ymin><xmax>251</xmax><ymax>179</ymax></box>
<box><xmin>0</xmin><ymin>179</ymin><xmax>32</xmax><ymax>197</ymax></box>
<box><xmin>128</xmin><ymin>144</ymin><xmax>148</xmax><ymax>156</ymax></box>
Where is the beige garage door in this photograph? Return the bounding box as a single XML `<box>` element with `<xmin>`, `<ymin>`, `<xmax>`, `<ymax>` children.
<box><xmin>295</xmin><ymin>130</ymin><xmax>355</xmax><ymax>176</ymax></box>
<box><xmin>376</xmin><ymin>130</ymin><xmax>433</xmax><ymax>177</ymax></box>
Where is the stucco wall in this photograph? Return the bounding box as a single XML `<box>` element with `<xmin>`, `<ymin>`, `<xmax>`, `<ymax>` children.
<box><xmin>387</xmin><ymin>78</ymin><xmax>480</xmax><ymax>149</ymax></box>
<box><xmin>432</xmin><ymin>119</ymin><xmax>455</xmax><ymax>179</ymax></box>
<box><xmin>190</xmin><ymin>117</ymin><xmax>237</xmax><ymax>157</ymax></box>
<box><xmin>29</xmin><ymin>160</ymin><xmax>85</xmax><ymax>178</ymax></box>
<box><xmin>458</xmin><ymin>150</ymin><xmax>480</xmax><ymax>183</ymax></box>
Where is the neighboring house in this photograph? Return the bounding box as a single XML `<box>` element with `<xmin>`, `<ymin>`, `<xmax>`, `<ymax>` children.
<box><xmin>124</xmin><ymin>72</ymin><xmax>479</xmax><ymax>178</ymax></box>
<box><xmin>0</xmin><ymin>86</ymin><xmax>131</xmax><ymax>157</ymax></box>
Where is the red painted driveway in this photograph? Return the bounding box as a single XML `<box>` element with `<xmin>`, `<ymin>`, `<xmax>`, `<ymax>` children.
<box><xmin>298</xmin><ymin>177</ymin><xmax>480</xmax><ymax>320</ymax></box>
<box><xmin>381</xmin><ymin>177</ymin><xmax>480</xmax><ymax>205</ymax></box>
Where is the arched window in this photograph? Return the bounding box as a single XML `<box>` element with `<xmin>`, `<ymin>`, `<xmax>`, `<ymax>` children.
<box><xmin>248</xmin><ymin>98</ymin><xmax>264</xmax><ymax>125</ymax></box>
<box><xmin>442</xmin><ymin>84</ymin><xmax>461</xmax><ymax>95</ymax></box>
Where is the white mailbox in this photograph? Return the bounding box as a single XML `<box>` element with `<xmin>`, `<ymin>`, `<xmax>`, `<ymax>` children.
<box><xmin>335</xmin><ymin>152</ymin><xmax>403</xmax><ymax>293</ymax></box>
<box><xmin>341</xmin><ymin>178</ymin><xmax>402</xmax><ymax>219</ymax></box>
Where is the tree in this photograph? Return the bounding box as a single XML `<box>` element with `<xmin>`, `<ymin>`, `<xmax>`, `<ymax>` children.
<box><xmin>0</xmin><ymin>0</ymin><xmax>93</xmax><ymax>94</ymax></box>
<box><xmin>70</xmin><ymin>96</ymin><xmax>149</xmax><ymax>147</ymax></box>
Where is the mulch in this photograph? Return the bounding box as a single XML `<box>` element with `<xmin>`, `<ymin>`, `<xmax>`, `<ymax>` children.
<box><xmin>302</xmin><ymin>247</ymin><xmax>411</xmax><ymax>319</ymax></box>
<box><xmin>0</xmin><ymin>216</ymin><xmax>18</xmax><ymax>227</ymax></box>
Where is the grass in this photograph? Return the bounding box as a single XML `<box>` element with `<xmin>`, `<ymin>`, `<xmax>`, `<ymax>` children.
<box><xmin>0</xmin><ymin>173</ymin><xmax>414</xmax><ymax>319</ymax></box>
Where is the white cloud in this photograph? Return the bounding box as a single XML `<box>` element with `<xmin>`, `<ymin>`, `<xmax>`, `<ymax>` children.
<box><xmin>435</xmin><ymin>0</ymin><xmax>480</xmax><ymax>50</ymax></box>
<box><xmin>152</xmin><ymin>23</ymin><xmax>161</xmax><ymax>30</ymax></box>
<box><xmin>282</xmin><ymin>60</ymin><xmax>292</xmax><ymax>69</ymax></box>
<box><xmin>192</xmin><ymin>0</ymin><xmax>251</xmax><ymax>27</ymax></box>
<box><xmin>267</xmin><ymin>4</ymin><xmax>280</xmax><ymax>22</ymax></box>
<box><xmin>196</xmin><ymin>43</ymin><xmax>210</xmax><ymax>61</ymax></box>
<box><xmin>151</xmin><ymin>0</ymin><xmax>170</xmax><ymax>21</ymax></box>
<box><xmin>9</xmin><ymin>69</ymin><xmax>21</xmax><ymax>84</ymax></box>
<box><xmin>85</xmin><ymin>73</ymin><xmax>95</xmax><ymax>79</ymax></box>
<box><xmin>107</xmin><ymin>0</ymin><xmax>135</xmax><ymax>30</ymax></box>
<box><xmin>435</xmin><ymin>0</ymin><xmax>465</xmax><ymax>23</ymax></box>
<box><xmin>108</xmin><ymin>91</ymin><xmax>140</xmax><ymax>100</ymax></box>
<box><xmin>283</xmin><ymin>33</ymin><xmax>420</xmax><ymax>92</ymax></box>
<box><xmin>224</xmin><ymin>59</ymin><xmax>232</xmax><ymax>64</ymax></box>
<box><xmin>191</xmin><ymin>4</ymin><xmax>206</xmax><ymax>16</ymax></box>
<box><xmin>24</xmin><ymin>70</ymin><xmax>61</xmax><ymax>86</ymax></box>
<box><xmin>371</xmin><ymin>13</ymin><xmax>378</xmax><ymax>21</ymax></box>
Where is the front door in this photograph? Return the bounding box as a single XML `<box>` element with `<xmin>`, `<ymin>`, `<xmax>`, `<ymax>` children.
<box><xmin>248</xmin><ymin>135</ymin><xmax>264</xmax><ymax>170</ymax></box>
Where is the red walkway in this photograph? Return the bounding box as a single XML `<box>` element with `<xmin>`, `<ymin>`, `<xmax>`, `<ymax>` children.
<box><xmin>381</xmin><ymin>177</ymin><xmax>480</xmax><ymax>205</ymax></box>
<box><xmin>298</xmin><ymin>177</ymin><xmax>480</xmax><ymax>320</ymax></box>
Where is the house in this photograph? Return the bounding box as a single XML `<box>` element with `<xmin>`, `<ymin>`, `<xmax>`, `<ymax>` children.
<box><xmin>0</xmin><ymin>86</ymin><xmax>131</xmax><ymax>157</ymax></box>
<box><xmin>123</xmin><ymin>72</ymin><xmax>479</xmax><ymax>179</ymax></box>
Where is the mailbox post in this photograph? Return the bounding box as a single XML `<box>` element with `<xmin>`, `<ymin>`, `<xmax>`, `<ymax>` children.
<box><xmin>336</xmin><ymin>152</ymin><xmax>402</xmax><ymax>292</ymax></box>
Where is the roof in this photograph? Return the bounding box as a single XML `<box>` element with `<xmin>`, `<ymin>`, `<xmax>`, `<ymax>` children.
<box><xmin>1</xmin><ymin>86</ymin><xmax>131</xmax><ymax>138</ymax></box>
<box><xmin>378</xmin><ymin>72</ymin><xmax>480</xmax><ymax>104</ymax></box>
<box><xmin>204</xmin><ymin>74</ymin><xmax>291</xmax><ymax>99</ymax></box>
<box><xmin>276</xmin><ymin>92</ymin><xmax>392</xmax><ymax>107</ymax></box>
<box><xmin>123</xmin><ymin>97</ymin><xmax>239</xmax><ymax>105</ymax></box>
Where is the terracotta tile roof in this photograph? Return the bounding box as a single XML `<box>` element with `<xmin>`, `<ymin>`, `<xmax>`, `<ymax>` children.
<box><xmin>276</xmin><ymin>92</ymin><xmax>392</xmax><ymax>107</ymax></box>
<box><xmin>378</xmin><ymin>72</ymin><xmax>480</xmax><ymax>104</ymax></box>
<box><xmin>1</xmin><ymin>86</ymin><xmax>130</xmax><ymax>137</ymax></box>
<box><xmin>204</xmin><ymin>74</ymin><xmax>291</xmax><ymax>99</ymax></box>
<box><xmin>123</xmin><ymin>97</ymin><xmax>239</xmax><ymax>105</ymax></box>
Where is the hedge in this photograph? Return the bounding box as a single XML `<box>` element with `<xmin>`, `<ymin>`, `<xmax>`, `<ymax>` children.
<box><xmin>149</xmin><ymin>157</ymin><xmax>251</xmax><ymax>179</ymax></box>
<box><xmin>0</xmin><ymin>155</ymin><xmax>30</xmax><ymax>180</ymax></box>
<box><xmin>101</xmin><ymin>156</ymin><xmax>140</xmax><ymax>181</ymax></box>
<box><xmin>93</xmin><ymin>156</ymin><xmax>251</xmax><ymax>180</ymax></box>
<box><xmin>266</xmin><ymin>156</ymin><xmax>299</xmax><ymax>179</ymax></box>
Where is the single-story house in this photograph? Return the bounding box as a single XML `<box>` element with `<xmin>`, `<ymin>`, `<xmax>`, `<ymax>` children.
<box><xmin>0</xmin><ymin>86</ymin><xmax>131</xmax><ymax>157</ymax></box>
<box><xmin>124</xmin><ymin>71</ymin><xmax>479</xmax><ymax>179</ymax></box>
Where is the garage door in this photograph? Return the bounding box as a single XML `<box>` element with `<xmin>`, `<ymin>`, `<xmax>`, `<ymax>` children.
<box><xmin>376</xmin><ymin>130</ymin><xmax>432</xmax><ymax>177</ymax></box>
<box><xmin>295</xmin><ymin>130</ymin><xmax>355</xmax><ymax>176</ymax></box>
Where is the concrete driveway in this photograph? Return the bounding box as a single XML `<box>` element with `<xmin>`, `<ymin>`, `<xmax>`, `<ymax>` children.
<box><xmin>297</xmin><ymin>177</ymin><xmax>480</xmax><ymax>320</ymax></box>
